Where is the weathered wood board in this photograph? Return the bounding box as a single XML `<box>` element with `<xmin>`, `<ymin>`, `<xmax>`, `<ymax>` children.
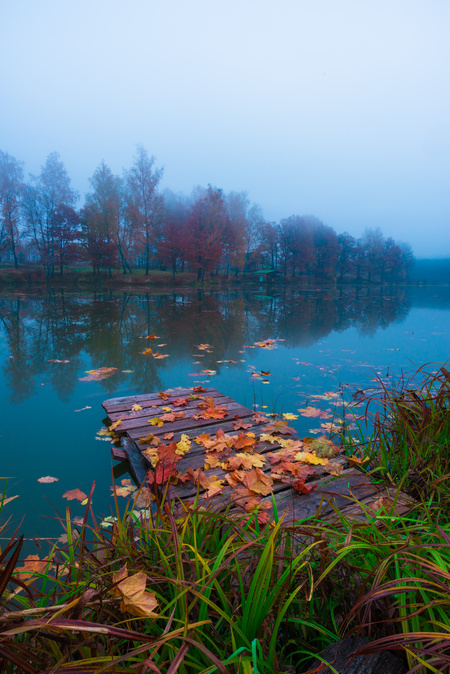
<box><xmin>102</xmin><ymin>387</ymin><xmax>413</xmax><ymax>524</ymax></box>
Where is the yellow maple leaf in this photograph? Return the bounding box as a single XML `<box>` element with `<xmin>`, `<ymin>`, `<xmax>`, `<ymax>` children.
<box><xmin>162</xmin><ymin>406</ymin><xmax>172</xmax><ymax>412</ymax></box>
<box><xmin>109</xmin><ymin>419</ymin><xmax>122</xmax><ymax>431</ymax></box>
<box><xmin>283</xmin><ymin>413</ymin><xmax>299</xmax><ymax>420</ymax></box>
<box><xmin>294</xmin><ymin>451</ymin><xmax>328</xmax><ymax>465</ymax></box>
<box><xmin>142</xmin><ymin>348</ymin><xmax>153</xmax><ymax>356</ymax></box>
<box><xmin>176</xmin><ymin>433</ymin><xmax>191</xmax><ymax>456</ymax></box>
<box><xmin>131</xmin><ymin>404</ymin><xmax>143</xmax><ymax>412</ymax></box>
<box><xmin>259</xmin><ymin>433</ymin><xmax>279</xmax><ymax>444</ymax></box>
<box><xmin>148</xmin><ymin>417</ymin><xmax>164</xmax><ymax>427</ymax></box>
<box><xmin>112</xmin><ymin>565</ymin><xmax>158</xmax><ymax>618</ymax></box>
<box><xmin>143</xmin><ymin>448</ymin><xmax>159</xmax><ymax>467</ymax></box>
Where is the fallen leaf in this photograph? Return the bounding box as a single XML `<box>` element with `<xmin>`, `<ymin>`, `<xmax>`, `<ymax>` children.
<box><xmin>79</xmin><ymin>367</ymin><xmax>119</xmax><ymax>381</ymax></box>
<box><xmin>163</xmin><ymin>432</ymin><xmax>174</xmax><ymax>440</ymax></box>
<box><xmin>243</xmin><ymin>468</ymin><xmax>273</xmax><ymax>495</ymax></box>
<box><xmin>199</xmin><ymin>473</ymin><xmax>225</xmax><ymax>498</ymax></box>
<box><xmin>297</xmin><ymin>406</ymin><xmax>332</xmax><ymax>419</ymax></box>
<box><xmin>232</xmin><ymin>415</ymin><xmax>252</xmax><ymax>430</ymax></box>
<box><xmin>109</xmin><ymin>419</ymin><xmax>122</xmax><ymax>431</ymax></box>
<box><xmin>148</xmin><ymin>417</ymin><xmax>164</xmax><ymax>427</ymax></box>
<box><xmin>15</xmin><ymin>555</ymin><xmax>55</xmax><ymax>580</ymax></box>
<box><xmin>347</xmin><ymin>455</ymin><xmax>370</xmax><ymax>466</ymax></box>
<box><xmin>144</xmin><ymin>334</ymin><xmax>160</xmax><ymax>340</ymax></box>
<box><xmin>112</xmin><ymin>566</ymin><xmax>158</xmax><ymax>617</ymax></box>
<box><xmin>139</xmin><ymin>433</ymin><xmax>160</xmax><ymax>446</ymax></box>
<box><xmin>153</xmin><ymin>352</ymin><xmax>170</xmax><ymax>359</ymax></box>
<box><xmin>158</xmin><ymin>392</ymin><xmax>170</xmax><ymax>401</ymax></box>
<box><xmin>283</xmin><ymin>413</ymin><xmax>299</xmax><ymax>420</ymax></box>
<box><xmin>324</xmin><ymin>461</ymin><xmax>344</xmax><ymax>476</ymax></box>
<box><xmin>201</xmin><ymin>369</ymin><xmax>216</xmax><ymax>375</ymax></box>
<box><xmin>142</xmin><ymin>348</ymin><xmax>153</xmax><ymax>356</ymax></box>
<box><xmin>63</xmin><ymin>488</ymin><xmax>88</xmax><ymax>502</ymax></box>
<box><xmin>172</xmin><ymin>397</ymin><xmax>188</xmax><ymax>407</ymax></box>
<box><xmin>292</xmin><ymin>478</ymin><xmax>317</xmax><ymax>495</ymax></box>
<box><xmin>74</xmin><ymin>406</ymin><xmax>92</xmax><ymax>412</ymax></box>
<box><xmin>48</xmin><ymin>358</ymin><xmax>70</xmax><ymax>363</ymax></box>
<box><xmin>294</xmin><ymin>452</ymin><xmax>328</xmax><ymax>466</ymax></box>
<box><xmin>233</xmin><ymin>432</ymin><xmax>257</xmax><ymax>451</ymax></box>
<box><xmin>131</xmin><ymin>404</ymin><xmax>143</xmax><ymax>412</ymax></box>
<box><xmin>224</xmin><ymin>453</ymin><xmax>266</xmax><ymax>470</ymax></box>
<box><xmin>176</xmin><ymin>434</ymin><xmax>191</xmax><ymax>456</ymax></box>
<box><xmin>193</xmin><ymin>386</ymin><xmax>207</xmax><ymax>392</ymax></box>
<box><xmin>37</xmin><ymin>476</ymin><xmax>59</xmax><ymax>484</ymax></box>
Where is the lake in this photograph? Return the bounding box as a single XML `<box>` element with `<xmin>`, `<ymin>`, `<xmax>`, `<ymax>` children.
<box><xmin>1</xmin><ymin>285</ymin><xmax>449</xmax><ymax>542</ymax></box>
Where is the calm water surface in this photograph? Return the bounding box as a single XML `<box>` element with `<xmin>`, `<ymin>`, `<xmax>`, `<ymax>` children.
<box><xmin>1</xmin><ymin>286</ymin><xmax>449</xmax><ymax>541</ymax></box>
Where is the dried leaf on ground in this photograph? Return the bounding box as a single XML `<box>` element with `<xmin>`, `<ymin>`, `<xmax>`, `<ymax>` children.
<box><xmin>262</xmin><ymin>420</ymin><xmax>295</xmax><ymax>435</ymax></box>
<box><xmin>109</xmin><ymin>419</ymin><xmax>122</xmax><ymax>431</ymax></box>
<box><xmin>158</xmin><ymin>391</ymin><xmax>170</xmax><ymax>401</ymax></box>
<box><xmin>139</xmin><ymin>433</ymin><xmax>159</xmax><ymax>446</ymax></box>
<box><xmin>232</xmin><ymin>416</ymin><xmax>252</xmax><ymax>430</ymax></box>
<box><xmin>199</xmin><ymin>473</ymin><xmax>225</xmax><ymax>498</ymax></box>
<box><xmin>224</xmin><ymin>453</ymin><xmax>266</xmax><ymax>471</ymax></box>
<box><xmin>112</xmin><ymin>566</ymin><xmax>158</xmax><ymax>618</ymax></box>
<box><xmin>233</xmin><ymin>432</ymin><xmax>257</xmax><ymax>451</ymax></box>
<box><xmin>163</xmin><ymin>432</ymin><xmax>174</xmax><ymax>440</ymax></box>
<box><xmin>324</xmin><ymin>461</ymin><xmax>344</xmax><ymax>476</ymax></box>
<box><xmin>148</xmin><ymin>417</ymin><xmax>164</xmax><ymax>427</ymax></box>
<box><xmin>131</xmin><ymin>404</ymin><xmax>143</xmax><ymax>411</ymax></box>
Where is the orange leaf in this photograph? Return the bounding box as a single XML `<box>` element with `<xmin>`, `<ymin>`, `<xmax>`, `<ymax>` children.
<box><xmin>294</xmin><ymin>452</ymin><xmax>328</xmax><ymax>466</ymax></box>
<box><xmin>297</xmin><ymin>406</ymin><xmax>332</xmax><ymax>419</ymax></box>
<box><xmin>63</xmin><ymin>488</ymin><xmax>87</xmax><ymax>502</ymax></box>
<box><xmin>142</xmin><ymin>348</ymin><xmax>153</xmax><ymax>356</ymax></box>
<box><xmin>194</xmin><ymin>432</ymin><xmax>211</xmax><ymax>445</ymax></box>
<box><xmin>233</xmin><ymin>433</ymin><xmax>257</xmax><ymax>452</ymax></box>
<box><xmin>193</xmin><ymin>385</ymin><xmax>207</xmax><ymax>392</ymax></box>
<box><xmin>158</xmin><ymin>392</ymin><xmax>170</xmax><ymax>401</ymax></box>
<box><xmin>15</xmin><ymin>555</ymin><xmax>55</xmax><ymax>580</ymax></box>
<box><xmin>163</xmin><ymin>432</ymin><xmax>174</xmax><ymax>440</ymax></box>
<box><xmin>172</xmin><ymin>397</ymin><xmax>188</xmax><ymax>407</ymax></box>
<box><xmin>109</xmin><ymin>419</ymin><xmax>122</xmax><ymax>431</ymax></box>
<box><xmin>199</xmin><ymin>473</ymin><xmax>225</xmax><ymax>498</ymax></box>
<box><xmin>243</xmin><ymin>468</ymin><xmax>273</xmax><ymax>495</ymax></box>
<box><xmin>112</xmin><ymin>565</ymin><xmax>158</xmax><ymax>617</ymax></box>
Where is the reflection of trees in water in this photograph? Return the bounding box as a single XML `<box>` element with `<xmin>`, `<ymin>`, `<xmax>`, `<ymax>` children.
<box><xmin>0</xmin><ymin>287</ymin><xmax>411</xmax><ymax>403</ymax></box>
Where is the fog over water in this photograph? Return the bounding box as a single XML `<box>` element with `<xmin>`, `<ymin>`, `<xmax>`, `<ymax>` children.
<box><xmin>1</xmin><ymin>0</ymin><xmax>449</xmax><ymax>257</ymax></box>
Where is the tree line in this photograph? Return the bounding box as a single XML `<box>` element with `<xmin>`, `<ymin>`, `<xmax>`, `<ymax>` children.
<box><xmin>0</xmin><ymin>147</ymin><xmax>414</xmax><ymax>282</ymax></box>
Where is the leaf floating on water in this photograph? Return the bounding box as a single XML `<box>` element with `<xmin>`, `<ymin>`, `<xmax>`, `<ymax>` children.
<box><xmin>144</xmin><ymin>334</ymin><xmax>160</xmax><ymax>340</ymax></box>
<box><xmin>153</xmin><ymin>352</ymin><xmax>170</xmax><ymax>359</ymax></box>
<box><xmin>201</xmin><ymin>369</ymin><xmax>217</xmax><ymax>376</ymax></box>
<box><xmin>297</xmin><ymin>406</ymin><xmax>332</xmax><ymax>419</ymax></box>
<box><xmin>48</xmin><ymin>359</ymin><xmax>70</xmax><ymax>363</ymax></box>
<box><xmin>37</xmin><ymin>476</ymin><xmax>59</xmax><ymax>483</ymax></box>
<box><xmin>142</xmin><ymin>348</ymin><xmax>153</xmax><ymax>356</ymax></box>
<box><xmin>74</xmin><ymin>406</ymin><xmax>92</xmax><ymax>412</ymax></box>
<box><xmin>79</xmin><ymin>367</ymin><xmax>119</xmax><ymax>382</ymax></box>
<box><xmin>63</xmin><ymin>488</ymin><xmax>88</xmax><ymax>502</ymax></box>
<box><xmin>15</xmin><ymin>555</ymin><xmax>55</xmax><ymax>580</ymax></box>
<box><xmin>283</xmin><ymin>413</ymin><xmax>298</xmax><ymax>420</ymax></box>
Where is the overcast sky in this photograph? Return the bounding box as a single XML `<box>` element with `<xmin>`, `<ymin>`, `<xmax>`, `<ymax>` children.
<box><xmin>1</xmin><ymin>0</ymin><xmax>449</xmax><ymax>257</ymax></box>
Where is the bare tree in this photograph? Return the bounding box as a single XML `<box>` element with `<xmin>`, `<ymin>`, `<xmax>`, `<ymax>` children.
<box><xmin>23</xmin><ymin>152</ymin><xmax>77</xmax><ymax>278</ymax></box>
<box><xmin>0</xmin><ymin>150</ymin><xmax>24</xmax><ymax>267</ymax></box>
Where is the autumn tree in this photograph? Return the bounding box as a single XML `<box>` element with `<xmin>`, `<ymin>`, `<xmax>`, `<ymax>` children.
<box><xmin>83</xmin><ymin>162</ymin><xmax>122</xmax><ymax>276</ymax></box>
<box><xmin>158</xmin><ymin>191</ymin><xmax>192</xmax><ymax>279</ymax></box>
<box><xmin>187</xmin><ymin>186</ymin><xmax>230</xmax><ymax>282</ymax></box>
<box><xmin>126</xmin><ymin>146</ymin><xmax>163</xmax><ymax>275</ymax></box>
<box><xmin>0</xmin><ymin>150</ymin><xmax>24</xmax><ymax>267</ymax></box>
<box><xmin>23</xmin><ymin>152</ymin><xmax>77</xmax><ymax>278</ymax></box>
<box><xmin>53</xmin><ymin>205</ymin><xmax>81</xmax><ymax>275</ymax></box>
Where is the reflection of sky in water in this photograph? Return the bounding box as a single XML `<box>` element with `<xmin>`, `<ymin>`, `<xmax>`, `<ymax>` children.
<box><xmin>0</xmin><ymin>287</ymin><xmax>449</xmax><ymax>542</ymax></box>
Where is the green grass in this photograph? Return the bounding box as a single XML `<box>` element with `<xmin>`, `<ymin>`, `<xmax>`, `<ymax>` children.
<box><xmin>1</xmin><ymin>364</ymin><xmax>450</xmax><ymax>672</ymax></box>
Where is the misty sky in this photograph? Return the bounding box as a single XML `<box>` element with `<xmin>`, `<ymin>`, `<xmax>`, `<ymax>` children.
<box><xmin>1</xmin><ymin>0</ymin><xmax>449</xmax><ymax>257</ymax></box>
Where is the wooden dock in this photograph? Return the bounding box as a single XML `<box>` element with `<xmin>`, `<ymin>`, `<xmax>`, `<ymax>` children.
<box><xmin>102</xmin><ymin>387</ymin><xmax>412</xmax><ymax>525</ymax></box>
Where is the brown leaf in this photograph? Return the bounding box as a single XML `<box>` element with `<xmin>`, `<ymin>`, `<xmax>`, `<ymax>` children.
<box><xmin>163</xmin><ymin>432</ymin><xmax>174</xmax><ymax>440</ymax></box>
<box><xmin>172</xmin><ymin>397</ymin><xmax>188</xmax><ymax>407</ymax></box>
<box><xmin>15</xmin><ymin>555</ymin><xmax>55</xmax><ymax>580</ymax></box>
<box><xmin>232</xmin><ymin>416</ymin><xmax>252</xmax><ymax>430</ymax></box>
<box><xmin>243</xmin><ymin>468</ymin><xmax>273</xmax><ymax>495</ymax></box>
<box><xmin>158</xmin><ymin>391</ymin><xmax>170</xmax><ymax>401</ymax></box>
<box><xmin>233</xmin><ymin>432</ymin><xmax>257</xmax><ymax>451</ymax></box>
<box><xmin>63</xmin><ymin>488</ymin><xmax>87</xmax><ymax>502</ymax></box>
<box><xmin>199</xmin><ymin>473</ymin><xmax>225</xmax><ymax>498</ymax></box>
<box><xmin>262</xmin><ymin>420</ymin><xmax>295</xmax><ymax>435</ymax></box>
<box><xmin>112</xmin><ymin>566</ymin><xmax>158</xmax><ymax>617</ymax></box>
<box><xmin>292</xmin><ymin>478</ymin><xmax>317</xmax><ymax>495</ymax></box>
<box><xmin>252</xmin><ymin>411</ymin><xmax>269</xmax><ymax>424</ymax></box>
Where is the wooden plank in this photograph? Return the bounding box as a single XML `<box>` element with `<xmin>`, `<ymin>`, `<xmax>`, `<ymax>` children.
<box><xmin>121</xmin><ymin>437</ymin><xmax>148</xmax><ymax>486</ymax></box>
<box><xmin>107</xmin><ymin>395</ymin><xmax>237</xmax><ymax>425</ymax></box>
<box><xmin>102</xmin><ymin>388</ymin><xmax>220</xmax><ymax>413</ymax></box>
<box><xmin>126</xmin><ymin>404</ymin><xmax>257</xmax><ymax>437</ymax></box>
<box><xmin>111</xmin><ymin>446</ymin><xmax>127</xmax><ymax>461</ymax></box>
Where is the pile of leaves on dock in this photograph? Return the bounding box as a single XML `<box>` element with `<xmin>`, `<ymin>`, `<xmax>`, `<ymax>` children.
<box><xmin>109</xmin><ymin>390</ymin><xmax>348</xmax><ymax>523</ymax></box>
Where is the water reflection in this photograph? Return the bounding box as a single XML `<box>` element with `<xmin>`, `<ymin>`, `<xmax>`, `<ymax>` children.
<box><xmin>0</xmin><ymin>287</ymin><xmax>412</xmax><ymax>404</ymax></box>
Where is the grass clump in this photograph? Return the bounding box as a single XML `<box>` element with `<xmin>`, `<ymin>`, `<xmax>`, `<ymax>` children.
<box><xmin>1</xmin><ymin>364</ymin><xmax>450</xmax><ymax>672</ymax></box>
